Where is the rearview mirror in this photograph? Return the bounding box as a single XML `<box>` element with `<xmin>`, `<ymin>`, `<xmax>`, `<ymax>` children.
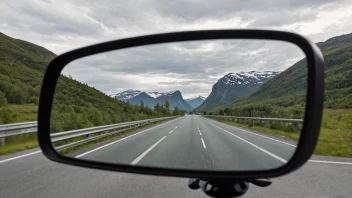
<box><xmin>38</xmin><ymin>30</ymin><xmax>324</xmax><ymax>179</ymax></box>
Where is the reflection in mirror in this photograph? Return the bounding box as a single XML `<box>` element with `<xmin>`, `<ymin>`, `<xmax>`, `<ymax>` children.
<box><xmin>50</xmin><ymin>39</ymin><xmax>307</xmax><ymax>171</ymax></box>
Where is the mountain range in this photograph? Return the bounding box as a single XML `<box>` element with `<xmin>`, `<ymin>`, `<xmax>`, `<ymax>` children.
<box><xmin>213</xmin><ymin>32</ymin><xmax>352</xmax><ymax>112</ymax></box>
<box><xmin>185</xmin><ymin>96</ymin><xmax>206</xmax><ymax>108</ymax></box>
<box><xmin>112</xmin><ymin>90</ymin><xmax>195</xmax><ymax>111</ymax></box>
<box><xmin>195</xmin><ymin>71</ymin><xmax>280</xmax><ymax>111</ymax></box>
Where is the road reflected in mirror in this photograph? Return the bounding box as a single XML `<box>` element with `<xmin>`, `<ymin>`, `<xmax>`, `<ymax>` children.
<box><xmin>50</xmin><ymin>39</ymin><xmax>307</xmax><ymax>171</ymax></box>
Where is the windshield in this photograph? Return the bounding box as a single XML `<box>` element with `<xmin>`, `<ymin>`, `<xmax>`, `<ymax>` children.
<box><xmin>0</xmin><ymin>1</ymin><xmax>351</xmax><ymax>198</ymax></box>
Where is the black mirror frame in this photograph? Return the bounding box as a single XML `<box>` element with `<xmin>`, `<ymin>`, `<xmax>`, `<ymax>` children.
<box><xmin>38</xmin><ymin>30</ymin><xmax>324</xmax><ymax>180</ymax></box>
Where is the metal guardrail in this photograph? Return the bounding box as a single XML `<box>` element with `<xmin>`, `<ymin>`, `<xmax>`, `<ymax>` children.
<box><xmin>0</xmin><ymin>116</ymin><xmax>177</xmax><ymax>149</ymax></box>
<box><xmin>0</xmin><ymin>121</ymin><xmax>38</xmax><ymax>138</ymax></box>
<box><xmin>204</xmin><ymin>115</ymin><xmax>303</xmax><ymax>123</ymax></box>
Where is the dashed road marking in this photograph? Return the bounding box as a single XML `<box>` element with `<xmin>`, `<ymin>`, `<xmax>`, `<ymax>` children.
<box><xmin>201</xmin><ymin>138</ymin><xmax>207</xmax><ymax>149</ymax></box>
<box><xmin>131</xmin><ymin>136</ymin><xmax>167</xmax><ymax>165</ymax></box>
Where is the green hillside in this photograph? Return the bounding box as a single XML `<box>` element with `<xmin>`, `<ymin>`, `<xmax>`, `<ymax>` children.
<box><xmin>213</xmin><ymin>33</ymin><xmax>352</xmax><ymax>116</ymax></box>
<box><xmin>0</xmin><ymin>32</ymin><xmax>56</xmax><ymax>71</ymax></box>
<box><xmin>0</xmin><ymin>32</ymin><xmax>182</xmax><ymax>131</ymax></box>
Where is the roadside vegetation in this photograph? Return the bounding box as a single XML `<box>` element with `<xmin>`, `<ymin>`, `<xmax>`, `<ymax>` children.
<box><xmin>206</xmin><ymin>108</ymin><xmax>352</xmax><ymax>157</ymax></box>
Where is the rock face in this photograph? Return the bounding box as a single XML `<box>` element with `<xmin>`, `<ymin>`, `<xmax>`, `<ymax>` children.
<box><xmin>195</xmin><ymin>71</ymin><xmax>279</xmax><ymax>111</ymax></box>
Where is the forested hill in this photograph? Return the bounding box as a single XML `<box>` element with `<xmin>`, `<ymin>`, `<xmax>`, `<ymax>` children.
<box><xmin>0</xmin><ymin>32</ymin><xmax>182</xmax><ymax>128</ymax></box>
<box><xmin>211</xmin><ymin>32</ymin><xmax>352</xmax><ymax>117</ymax></box>
<box><xmin>0</xmin><ymin>32</ymin><xmax>56</xmax><ymax>71</ymax></box>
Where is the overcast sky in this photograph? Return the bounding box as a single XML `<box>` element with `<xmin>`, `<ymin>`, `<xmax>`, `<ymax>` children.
<box><xmin>1</xmin><ymin>0</ymin><xmax>351</xmax><ymax>98</ymax></box>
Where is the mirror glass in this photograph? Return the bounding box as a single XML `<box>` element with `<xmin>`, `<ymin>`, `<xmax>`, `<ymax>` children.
<box><xmin>51</xmin><ymin>39</ymin><xmax>307</xmax><ymax>171</ymax></box>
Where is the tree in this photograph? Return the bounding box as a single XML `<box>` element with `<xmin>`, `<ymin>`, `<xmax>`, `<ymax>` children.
<box><xmin>154</xmin><ymin>103</ymin><xmax>160</xmax><ymax>112</ymax></box>
<box><xmin>164</xmin><ymin>100</ymin><xmax>170</xmax><ymax>115</ymax></box>
<box><xmin>224</xmin><ymin>108</ymin><xmax>231</xmax><ymax>116</ymax></box>
<box><xmin>0</xmin><ymin>108</ymin><xmax>14</xmax><ymax>124</ymax></box>
<box><xmin>0</xmin><ymin>91</ymin><xmax>7</xmax><ymax>107</ymax></box>
<box><xmin>173</xmin><ymin>106</ymin><xmax>180</xmax><ymax>116</ymax></box>
<box><xmin>203</xmin><ymin>111</ymin><xmax>207</xmax><ymax>115</ymax></box>
<box><xmin>219</xmin><ymin>109</ymin><xmax>224</xmax><ymax>115</ymax></box>
<box><xmin>140</xmin><ymin>100</ymin><xmax>145</xmax><ymax>113</ymax></box>
<box><xmin>28</xmin><ymin>96</ymin><xmax>38</xmax><ymax>105</ymax></box>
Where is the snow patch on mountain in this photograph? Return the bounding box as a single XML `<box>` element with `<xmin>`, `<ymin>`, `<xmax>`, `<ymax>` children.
<box><xmin>186</xmin><ymin>96</ymin><xmax>206</xmax><ymax>101</ymax></box>
<box><xmin>221</xmin><ymin>71</ymin><xmax>280</xmax><ymax>86</ymax></box>
<box><xmin>147</xmin><ymin>91</ymin><xmax>177</xmax><ymax>98</ymax></box>
<box><xmin>113</xmin><ymin>90</ymin><xmax>142</xmax><ymax>100</ymax></box>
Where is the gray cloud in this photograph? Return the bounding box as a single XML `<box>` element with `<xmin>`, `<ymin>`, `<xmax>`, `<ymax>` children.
<box><xmin>64</xmin><ymin>39</ymin><xmax>304</xmax><ymax>97</ymax></box>
<box><xmin>1</xmin><ymin>0</ymin><xmax>351</xmax><ymax>98</ymax></box>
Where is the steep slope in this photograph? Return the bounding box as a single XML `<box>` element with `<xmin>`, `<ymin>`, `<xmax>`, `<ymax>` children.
<box><xmin>0</xmin><ymin>32</ymin><xmax>56</xmax><ymax>71</ymax></box>
<box><xmin>113</xmin><ymin>90</ymin><xmax>193</xmax><ymax>111</ymax></box>
<box><xmin>195</xmin><ymin>71</ymin><xmax>279</xmax><ymax>111</ymax></box>
<box><xmin>216</xmin><ymin>32</ymin><xmax>352</xmax><ymax>115</ymax></box>
<box><xmin>0</xmin><ymin>32</ymin><xmax>172</xmax><ymax>127</ymax></box>
<box><xmin>186</xmin><ymin>96</ymin><xmax>206</xmax><ymax>108</ymax></box>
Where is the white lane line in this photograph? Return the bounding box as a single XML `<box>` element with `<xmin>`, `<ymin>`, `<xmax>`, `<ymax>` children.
<box><xmin>168</xmin><ymin>130</ymin><xmax>174</xmax><ymax>134</ymax></box>
<box><xmin>75</xmin><ymin>119</ymin><xmax>178</xmax><ymax>158</ymax></box>
<box><xmin>0</xmin><ymin>150</ymin><xmax>41</xmax><ymax>164</ymax></box>
<box><xmin>131</xmin><ymin>136</ymin><xmax>167</xmax><ymax>165</ymax></box>
<box><xmin>206</xmin><ymin>121</ymin><xmax>287</xmax><ymax>163</ymax></box>
<box><xmin>199</xmin><ymin>132</ymin><xmax>202</xmax><ymax>136</ymax></box>
<box><xmin>203</xmin><ymin>117</ymin><xmax>296</xmax><ymax>147</ymax></box>
<box><xmin>309</xmin><ymin>160</ymin><xmax>352</xmax><ymax>165</ymax></box>
<box><xmin>201</xmin><ymin>138</ymin><xmax>207</xmax><ymax>149</ymax></box>
<box><xmin>174</xmin><ymin>126</ymin><xmax>178</xmax><ymax>129</ymax></box>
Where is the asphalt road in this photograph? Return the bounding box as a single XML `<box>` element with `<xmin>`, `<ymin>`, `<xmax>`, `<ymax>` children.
<box><xmin>0</xmin><ymin>115</ymin><xmax>351</xmax><ymax>197</ymax></box>
<box><xmin>76</xmin><ymin>115</ymin><xmax>296</xmax><ymax>171</ymax></box>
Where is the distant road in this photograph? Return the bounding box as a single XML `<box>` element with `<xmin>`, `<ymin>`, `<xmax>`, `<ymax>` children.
<box><xmin>0</xmin><ymin>115</ymin><xmax>351</xmax><ymax>198</ymax></box>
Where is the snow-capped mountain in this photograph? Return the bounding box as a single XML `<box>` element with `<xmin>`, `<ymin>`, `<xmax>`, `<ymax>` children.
<box><xmin>222</xmin><ymin>71</ymin><xmax>279</xmax><ymax>85</ymax></box>
<box><xmin>195</xmin><ymin>71</ymin><xmax>280</xmax><ymax>111</ymax></box>
<box><xmin>185</xmin><ymin>96</ymin><xmax>206</xmax><ymax>108</ymax></box>
<box><xmin>112</xmin><ymin>90</ymin><xmax>193</xmax><ymax>111</ymax></box>
<box><xmin>113</xmin><ymin>90</ymin><xmax>142</xmax><ymax>101</ymax></box>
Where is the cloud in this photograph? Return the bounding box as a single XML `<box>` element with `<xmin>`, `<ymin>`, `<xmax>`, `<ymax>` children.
<box><xmin>1</xmin><ymin>0</ymin><xmax>351</xmax><ymax>98</ymax></box>
<box><xmin>64</xmin><ymin>39</ymin><xmax>304</xmax><ymax>97</ymax></box>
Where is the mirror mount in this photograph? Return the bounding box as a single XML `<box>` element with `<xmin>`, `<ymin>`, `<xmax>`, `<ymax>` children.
<box><xmin>188</xmin><ymin>178</ymin><xmax>272</xmax><ymax>198</ymax></box>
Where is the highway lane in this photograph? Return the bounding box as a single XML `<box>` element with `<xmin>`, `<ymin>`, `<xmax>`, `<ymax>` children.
<box><xmin>0</xmin><ymin>115</ymin><xmax>351</xmax><ymax>197</ymax></box>
<box><xmin>78</xmin><ymin>115</ymin><xmax>295</xmax><ymax>171</ymax></box>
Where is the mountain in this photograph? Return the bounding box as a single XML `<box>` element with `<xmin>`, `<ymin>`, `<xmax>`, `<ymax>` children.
<box><xmin>185</xmin><ymin>96</ymin><xmax>206</xmax><ymax>108</ymax></box>
<box><xmin>114</xmin><ymin>90</ymin><xmax>142</xmax><ymax>101</ymax></box>
<box><xmin>0</xmin><ymin>32</ymin><xmax>56</xmax><ymax>72</ymax></box>
<box><xmin>0</xmin><ymin>32</ymin><xmax>175</xmax><ymax>127</ymax></box>
<box><xmin>112</xmin><ymin>90</ymin><xmax>194</xmax><ymax>111</ymax></box>
<box><xmin>194</xmin><ymin>71</ymin><xmax>279</xmax><ymax>111</ymax></box>
<box><xmin>215</xmin><ymin>32</ymin><xmax>352</xmax><ymax>115</ymax></box>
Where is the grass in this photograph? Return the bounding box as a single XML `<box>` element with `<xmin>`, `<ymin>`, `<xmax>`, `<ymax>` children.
<box><xmin>209</xmin><ymin>118</ymin><xmax>301</xmax><ymax>140</ymax></box>
<box><xmin>206</xmin><ymin>108</ymin><xmax>352</xmax><ymax>157</ymax></box>
<box><xmin>0</xmin><ymin>133</ymin><xmax>38</xmax><ymax>155</ymax></box>
<box><xmin>0</xmin><ymin>104</ymin><xmax>37</xmax><ymax>124</ymax></box>
<box><xmin>0</xmin><ymin>104</ymin><xmax>38</xmax><ymax>155</ymax></box>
